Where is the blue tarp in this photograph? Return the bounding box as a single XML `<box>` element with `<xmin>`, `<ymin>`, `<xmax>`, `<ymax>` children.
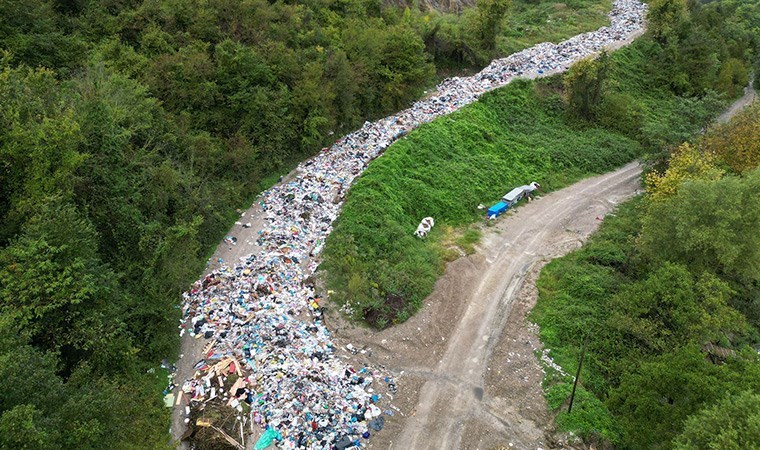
<box><xmin>487</xmin><ymin>201</ymin><xmax>508</xmax><ymax>217</ymax></box>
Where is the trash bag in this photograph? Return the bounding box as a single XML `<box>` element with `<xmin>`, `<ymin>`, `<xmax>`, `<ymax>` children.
<box><xmin>255</xmin><ymin>428</ymin><xmax>283</xmax><ymax>449</ymax></box>
<box><xmin>368</xmin><ymin>416</ymin><xmax>385</xmax><ymax>431</ymax></box>
<box><xmin>335</xmin><ymin>435</ymin><xmax>354</xmax><ymax>449</ymax></box>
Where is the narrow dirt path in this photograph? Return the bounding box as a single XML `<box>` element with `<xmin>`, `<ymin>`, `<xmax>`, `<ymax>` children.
<box><xmin>716</xmin><ymin>80</ymin><xmax>757</xmax><ymax>124</ymax></box>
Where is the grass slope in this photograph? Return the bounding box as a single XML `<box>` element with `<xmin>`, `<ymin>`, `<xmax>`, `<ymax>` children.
<box><xmin>501</xmin><ymin>0</ymin><xmax>613</xmax><ymax>55</ymax></box>
<box><xmin>322</xmin><ymin>38</ymin><xmax>723</xmax><ymax>328</ymax></box>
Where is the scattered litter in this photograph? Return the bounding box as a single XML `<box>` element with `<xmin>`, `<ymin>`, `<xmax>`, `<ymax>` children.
<box><xmin>414</xmin><ymin>217</ymin><xmax>435</xmax><ymax>238</ymax></box>
<box><xmin>502</xmin><ymin>182</ymin><xmax>541</xmax><ymax>207</ymax></box>
<box><xmin>255</xmin><ymin>428</ymin><xmax>283</xmax><ymax>450</ymax></box>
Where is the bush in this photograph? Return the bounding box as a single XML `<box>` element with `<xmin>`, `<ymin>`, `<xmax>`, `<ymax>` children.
<box><xmin>546</xmin><ymin>383</ymin><xmax>622</xmax><ymax>445</ymax></box>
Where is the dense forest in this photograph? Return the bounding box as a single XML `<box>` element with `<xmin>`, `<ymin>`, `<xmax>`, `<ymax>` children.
<box><xmin>532</xmin><ymin>101</ymin><xmax>760</xmax><ymax>448</ymax></box>
<box><xmin>322</xmin><ymin>0</ymin><xmax>759</xmax><ymax>328</ymax></box>
<box><xmin>0</xmin><ymin>0</ymin><xmax>630</xmax><ymax>446</ymax></box>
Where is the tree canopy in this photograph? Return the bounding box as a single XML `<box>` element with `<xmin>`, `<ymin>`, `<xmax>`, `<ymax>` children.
<box><xmin>674</xmin><ymin>391</ymin><xmax>760</xmax><ymax>450</ymax></box>
<box><xmin>532</xmin><ymin>80</ymin><xmax>760</xmax><ymax>448</ymax></box>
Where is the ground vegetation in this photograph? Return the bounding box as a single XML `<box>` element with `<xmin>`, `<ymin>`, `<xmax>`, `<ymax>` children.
<box><xmin>531</xmin><ymin>102</ymin><xmax>760</xmax><ymax>448</ymax></box>
<box><xmin>323</xmin><ymin>0</ymin><xmax>758</xmax><ymax>329</ymax></box>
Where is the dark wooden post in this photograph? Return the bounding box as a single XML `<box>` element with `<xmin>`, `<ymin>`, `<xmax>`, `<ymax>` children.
<box><xmin>568</xmin><ymin>333</ymin><xmax>590</xmax><ymax>414</ymax></box>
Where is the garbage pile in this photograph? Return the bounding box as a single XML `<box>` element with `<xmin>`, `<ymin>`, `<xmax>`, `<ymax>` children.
<box><xmin>178</xmin><ymin>1</ymin><xmax>646</xmax><ymax>448</ymax></box>
<box><xmin>414</xmin><ymin>217</ymin><xmax>435</xmax><ymax>238</ymax></box>
<box><xmin>180</xmin><ymin>255</ymin><xmax>399</xmax><ymax>449</ymax></box>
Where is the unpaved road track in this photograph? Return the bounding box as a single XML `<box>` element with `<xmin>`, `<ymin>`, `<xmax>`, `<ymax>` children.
<box><xmin>717</xmin><ymin>80</ymin><xmax>756</xmax><ymax>124</ymax></box>
<box><xmin>387</xmin><ymin>162</ymin><xmax>643</xmax><ymax>449</ymax></box>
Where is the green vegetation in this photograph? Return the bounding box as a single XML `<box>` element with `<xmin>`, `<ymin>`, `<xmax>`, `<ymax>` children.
<box><xmin>545</xmin><ymin>383</ymin><xmax>621</xmax><ymax>444</ymax></box>
<box><xmin>674</xmin><ymin>391</ymin><xmax>760</xmax><ymax>450</ymax></box>
<box><xmin>455</xmin><ymin>226</ymin><xmax>483</xmax><ymax>255</ymax></box>
<box><xmin>0</xmin><ymin>0</ymin><xmax>623</xmax><ymax>445</ymax></box>
<box><xmin>417</xmin><ymin>0</ymin><xmax>615</xmax><ymax>71</ymax></box>
<box><xmin>323</xmin><ymin>0</ymin><xmax>760</xmax><ymax>329</ymax></box>
<box><xmin>531</xmin><ymin>101</ymin><xmax>760</xmax><ymax>447</ymax></box>
<box><xmin>322</xmin><ymin>77</ymin><xmax>645</xmax><ymax>325</ymax></box>
<box><xmin>500</xmin><ymin>0</ymin><xmax>613</xmax><ymax>56</ymax></box>
<box><xmin>564</xmin><ymin>52</ymin><xmax>609</xmax><ymax>122</ymax></box>
<box><xmin>531</xmin><ymin>4</ymin><xmax>760</xmax><ymax>438</ymax></box>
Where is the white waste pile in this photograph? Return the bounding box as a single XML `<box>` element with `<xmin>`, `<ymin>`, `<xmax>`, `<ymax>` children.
<box><xmin>414</xmin><ymin>217</ymin><xmax>435</xmax><ymax>238</ymax></box>
<box><xmin>178</xmin><ymin>1</ymin><xmax>647</xmax><ymax>448</ymax></box>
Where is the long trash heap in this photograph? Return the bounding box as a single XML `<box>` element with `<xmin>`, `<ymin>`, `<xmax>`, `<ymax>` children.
<box><xmin>179</xmin><ymin>1</ymin><xmax>647</xmax><ymax>448</ymax></box>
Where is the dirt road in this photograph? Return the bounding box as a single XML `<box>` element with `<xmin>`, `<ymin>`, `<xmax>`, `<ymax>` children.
<box><xmin>716</xmin><ymin>80</ymin><xmax>756</xmax><ymax>124</ymax></box>
<box><xmin>327</xmin><ymin>162</ymin><xmax>642</xmax><ymax>450</ymax></box>
<box><xmin>397</xmin><ymin>162</ymin><xmax>641</xmax><ymax>449</ymax></box>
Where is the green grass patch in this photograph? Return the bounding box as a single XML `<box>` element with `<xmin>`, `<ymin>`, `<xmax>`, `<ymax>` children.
<box><xmin>455</xmin><ymin>226</ymin><xmax>483</xmax><ymax>255</ymax></box>
<box><xmin>500</xmin><ymin>0</ymin><xmax>614</xmax><ymax>55</ymax></box>
<box><xmin>531</xmin><ymin>199</ymin><xmax>641</xmax><ymax>445</ymax></box>
<box><xmin>531</xmin><ymin>198</ymin><xmax>644</xmax><ymax>388</ymax></box>
<box><xmin>546</xmin><ymin>382</ymin><xmax>622</xmax><ymax>444</ymax></box>
<box><xmin>322</xmin><ymin>78</ymin><xmax>641</xmax><ymax>327</ymax></box>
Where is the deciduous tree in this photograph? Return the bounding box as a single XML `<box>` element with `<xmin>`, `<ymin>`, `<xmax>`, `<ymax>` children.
<box><xmin>701</xmin><ymin>104</ymin><xmax>760</xmax><ymax>174</ymax></box>
<box><xmin>674</xmin><ymin>391</ymin><xmax>760</xmax><ymax>449</ymax></box>
<box><xmin>564</xmin><ymin>53</ymin><xmax>609</xmax><ymax>121</ymax></box>
<box><xmin>640</xmin><ymin>169</ymin><xmax>760</xmax><ymax>286</ymax></box>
